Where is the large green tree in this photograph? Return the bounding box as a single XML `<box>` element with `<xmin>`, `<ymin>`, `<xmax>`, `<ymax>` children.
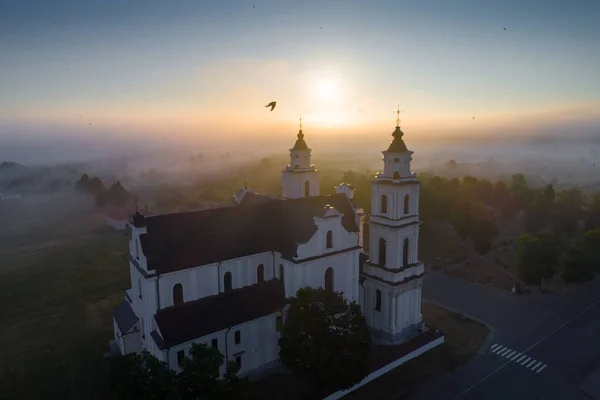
<box><xmin>178</xmin><ymin>343</ymin><xmax>246</xmax><ymax>400</ymax></box>
<box><xmin>516</xmin><ymin>232</ymin><xmax>562</xmax><ymax>284</ymax></box>
<box><xmin>562</xmin><ymin>229</ymin><xmax>600</xmax><ymax>282</ymax></box>
<box><xmin>279</xmin><ymin>287</ymin><xmax>372</xmax><ymax>391</ymax></box>
<box><xmin>108</xmin><ymin>350</ymin><xmax>179</xmax><ymax>400</ymax></box>
<box><xmin>553</xmin><ymin>188</ymin><xmax>586</xmax><ymax>237</ymax></box>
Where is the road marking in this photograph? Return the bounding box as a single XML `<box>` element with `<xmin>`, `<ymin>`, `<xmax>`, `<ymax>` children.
<box><xmin>504</xmin><ymin>350</ymin><xmax>516</xmax><ymax>358</ymax></box>
<box><xmin>498</xmin><ymin>348</ymin><xmax>511</xmax><ymax>356</ymax></box>
<box><xmin>452</xmin><ymin>296</ymin><xmax>600</xmax><ymax>400</ymax></box>
<box><xmin>529</xmin><ymin>361</ymin><xmax>542</xmax><ymax>370</ymax></box>
<box><xmin>525</xmin><ymin>359</ymin><xmax>537</xmax><ymax>368</ymax></box>
<box><xmin>492</xmin><ymin>346</ymin><xmax>504</xmax><ymax>354</ymax></box>
<box><xmin>515</xmin><ymin>355</ymin><xmax>527</xmax><ymax>363</ymax></box>
<box><xmin>519</xmin><ymin>357</ymin><xmax>531</xmax><ymax>365</ymax></box>
<box><xmin>490</xmin><ymin>344</ymin><xmax>499</xmax><ymax>350</ymax></box>
<box><xmin>509</xmin><ymin>352</ymin><xmax>522</xmax><ymax>361</ymax></box>
<box><xmin>535</xmin><ymin>364</ymin><xmax>547</xmax><ymax>374</ymax></box>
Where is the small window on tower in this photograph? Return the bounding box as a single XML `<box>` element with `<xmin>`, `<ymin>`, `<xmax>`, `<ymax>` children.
<box><xmin>177</xmin><ymin>350</ymin><xmax>185</xmax><ymax>366</ymax></box>
<box><xmin>375</xmin><ymin>289</ymin><xmax>382</xmax><ymax>311</ymax></box>
<box><xmin>394</xmin><ymin>157</ymin><xmax>400</xmax><ymax>163</ymax></box>
<box><xmin>295</xmin><ymin>154</ymin><xmax>299</xmax><ymax>158</ymax></box>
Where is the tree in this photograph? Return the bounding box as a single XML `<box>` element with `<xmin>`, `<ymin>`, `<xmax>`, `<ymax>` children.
<box><xmin>516</xmin><ymin>233</ymin><xmax>562</xmax><ymax>285</ymax></box>
<box><xmin>471</xmin><ymin>216</ymin><xmax>498</xmax><ymax>255</ymax></box>
<box><xmin>279</xmin><ymin>287</ymin><xmax>371</xmax><ymax>391</ymax></box>
<box><xmin>109</xmin><ymin>350</ymin><xmax>179</xmax><ymax>400</ymax></box>
<box><xmin>585</xmin><ymin>192</ymin><xmax>600</xmax><ymax>230</ymax></box>
<box><xmin>553</xmin><ymin>188</ymin><xmax>586</xmax><ymax>237</ymax></box>
<box><xmin>75</xmin><ymin>173</ymin><xmax>90</xmax><ymax>192</ymax></box>
<box><xmin>563</xmin><ymin>229</ymin><xmax>600</xmax><ymax>282</ymax></box>
<box><xmin>104</xmin><ymin>181</ymin><xmax>131</xmax><ymax>207</ymax></box>
<box><xmin>178</xmin><ymin>343</ymin><xmax>246</xmax><ymax>400</ymax></box>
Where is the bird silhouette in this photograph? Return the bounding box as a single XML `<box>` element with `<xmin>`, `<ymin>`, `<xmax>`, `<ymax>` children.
<box><xmin>265</xmin><ymin>101</ymin><xmax>277</xmax><ymax>111</ymax></box>
<box><xmin>473</xmin><ymin>116</ymin><xmax>475</xmax><ymax>119</ymax></box>
<box><xmin>503</xmin><ymin>28</ymin><xmax>507</xmax><ymax>31</ymax></box>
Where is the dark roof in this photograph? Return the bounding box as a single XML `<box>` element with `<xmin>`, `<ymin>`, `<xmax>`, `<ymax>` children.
<box><xmin>154</xmin><ymin>280</ymin><xmax>285</xmax><ymax>348</ymax></box>
<box><xmin>113</xmin><ymin>300</ymin><xmax>139</xmax><ymax>334</ymax></box>
<box><xmin>291</xmin><ymin>130</ymin><xmax>309</xmax><ymax>150</ymax></box>
<box><xmin>238</xmin><ymin>191</ymin><xmax>279</xmax><ymax>206</ymax></box>
<box><xmin>386</xmin><ymin>126</ymin><xmax>409</xmax><ymax>153</ymax></box>
<box><xmin>139</xmin><ymin>193</ymin><xmax>358</xmax><ymax>274</ymax></box>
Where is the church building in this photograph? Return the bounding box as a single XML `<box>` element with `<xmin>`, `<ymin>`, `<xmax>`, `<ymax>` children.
<box><xmin>111</xmin><ymin>114</ymin><xmax>425</xmax><ymax>377</ymax></box>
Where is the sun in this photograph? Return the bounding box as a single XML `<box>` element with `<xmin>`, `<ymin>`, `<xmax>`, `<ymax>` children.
<box><xmin>315</xmin><ymin>78</ymin><xmax>339</xmax><ymax>103</ymax></box>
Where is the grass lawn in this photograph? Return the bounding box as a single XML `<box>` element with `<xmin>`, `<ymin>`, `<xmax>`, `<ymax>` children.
<box><xmin>344</xmin><ymin>303</ymin><xmax>489</xmax><ymax>399</ymax></box>
<box><xmin>0</xmin><ymin>195</ymin><xmax>130</xmax><ymax>400</ymax></box>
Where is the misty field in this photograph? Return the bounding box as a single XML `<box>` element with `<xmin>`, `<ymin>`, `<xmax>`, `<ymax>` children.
<box><xmin>0</xmin><ymin>194</ymin><xmax>129</xmax><ymax>399</ymax></box>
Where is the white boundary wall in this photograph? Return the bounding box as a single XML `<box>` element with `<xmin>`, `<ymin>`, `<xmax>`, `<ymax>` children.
<box><xmin>323</xmin><ymin>335</ymin><xmax>445</xmax><ymax>400</ymax></box>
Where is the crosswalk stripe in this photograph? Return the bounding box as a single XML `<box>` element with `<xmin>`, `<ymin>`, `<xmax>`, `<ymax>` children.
<box><xmin>520</xmin><ymin>357</ymin><xmax>531</xmax><ymax>365</ymax></box>
<box><xmin>492</xmin><ymin>346</ymin><xmax>504</xmax><ymax>354</ymax></box>
<box><xmin>490</xmin><ymin>344</ymin><xmax>499</xmax><ymax>350</ymax></box>
<box><xmin>510</xmin><ymin>352</ymin><xmax>522</xmax><ymax>361</ymax></box>
<box><xmin>529</xmin><ymin>361</ymin><xmax>542</xmax><ymax>370</ymax></box>
<box><xmin>526</xmin><ymin>359</ymin><xmax>538</xmax><ymax>368</ymax></box>
<box><xmin>535</xmin><ymin>364</ymin><xmax>547</xmax><ymax>373</ymax></box>
<box><xmin>504</xmin><ymin>350</ymin><xmax>516</xmax><ymax>358</ymax></box>
<box><xmin>498</xmin><ymin>348</ymin><xmax>511</xmax><ymax>356</ymax></box>
<box><xmin>515</xmin><ymin>355</ymin><xmax>527</xmax><ymax>363</ymax></box>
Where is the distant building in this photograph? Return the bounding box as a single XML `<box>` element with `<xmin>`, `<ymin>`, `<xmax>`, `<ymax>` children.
<box><xmin>110</xmin><ymin>116</ymin><xmax>432</xmax><ymax>378</ymax></box>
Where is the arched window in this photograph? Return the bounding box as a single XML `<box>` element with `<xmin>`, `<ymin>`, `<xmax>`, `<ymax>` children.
<box><xmin>379</xmin><ymin>238</ymin><xmax>387</xmax><ymax>267</ymax></box>
<box><xmin>325</xmin><ymin>267</ymin><xmax>334</xmax><ymax>292</ymax></box>
<box><xmin>381</xmin><ymin>195</ymin><xmax>388</xmax><ymax>214</ymax></box>
<box><xmin>404</xmin><ymin>194</ymin><xmax>410</xmax><ymax>215</ymax></box>
<box><xmin>279</xmin><ymin>264</ymin><xmax>284</xmax><ymax>282</ymax></box>
<box><xmin>326</xmin><ymin>230</ymin><xmax>333</xmax><ymax>249</ymax></box>
<box><xmin>375</xmin><ymin>289</ymin><xmax>382</xmax><ymax>311</ymax></box>
<box><xmin>304</xmin><ymin>181</ymin><xmax>310</xmax><ymax>197</ymax></box>
<box><xmin>224</xmin><ymin>272</ymin><xmax>232</xmax><ymax>292</ymax></box>
<box><xmin>173</xmin><ymin>283</ymin><xmax>183</xmax><ymax>306</ymax></box>
<box><xmin>257</xmin><ymin>264</ymin><xmax>264</xmax><ymax>283</ymax></box>
<box><xmin>403</xmin><ymin>238</ymin><xmax>410</xmax><ymax>267</ymax></box>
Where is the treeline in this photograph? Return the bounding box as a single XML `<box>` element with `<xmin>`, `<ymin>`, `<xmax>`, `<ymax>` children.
<box><xmin>74</xmin><ymin>173</ymin><xmax>131</xmax><ymax>207</ymax></box>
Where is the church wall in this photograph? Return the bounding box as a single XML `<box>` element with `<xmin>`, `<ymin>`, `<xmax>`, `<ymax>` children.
<box><xmin>289</xmin><ymin>248</ymin><xmax>361</xmax><ymax>303</ymax></box>
<box><xmin>165</xmin><ymin>313</ymin><xmax>280</xmax><ymax>376</ymax></box>
<box><xmin>157</xmin><ymin>252</ymin><xmax>275</xmax><ymax>308</ymax></box>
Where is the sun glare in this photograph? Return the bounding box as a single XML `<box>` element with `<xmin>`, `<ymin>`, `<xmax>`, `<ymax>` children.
<box><xmin>315</xmin><ymin>78</ymin><xmax>339</xmax><ymax>103</ymax></box>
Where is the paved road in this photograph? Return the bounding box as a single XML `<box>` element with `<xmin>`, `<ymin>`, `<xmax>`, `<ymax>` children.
<box><xmin>412</xmin><ymin>272</ymin><xmax>600</xmax><ymax>400</ymax></box>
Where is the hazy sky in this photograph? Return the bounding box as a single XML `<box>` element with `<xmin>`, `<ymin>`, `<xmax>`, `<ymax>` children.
<box><xmin>2</xmin><ymin>0</ymin><xmax>600</xmax><ymax>142</ymax></box>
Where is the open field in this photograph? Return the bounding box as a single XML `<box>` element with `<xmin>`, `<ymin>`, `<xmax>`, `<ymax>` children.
<box><xmin>0</xmin><ymin>194</ymin><xmax>130</xmax><ymax>400</ymax></box>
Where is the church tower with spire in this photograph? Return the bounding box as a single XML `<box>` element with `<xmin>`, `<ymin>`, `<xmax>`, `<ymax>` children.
<box><xmin>281</xmin><ymin>118</ymin><xmax>319</xmax><ymax>199</ymax></box>
<box><xmin>361</xmin><ymin>108</ymin><xmax>424</xmax><ymax>345</ymax></box>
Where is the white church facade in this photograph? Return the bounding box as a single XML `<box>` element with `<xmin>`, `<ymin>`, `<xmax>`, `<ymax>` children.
<box><xmin>111</xmin><ymin>117</ymin><xmax>425</xmax><ymax>376</ymax></box>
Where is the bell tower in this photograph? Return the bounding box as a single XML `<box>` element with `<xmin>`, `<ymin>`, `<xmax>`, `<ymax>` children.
<box><xmin>361</xmin><ymin>107</ymin><xmax>424</xmax><ymax>345</ymax></box>
<box><xmin>281</xmin><ymin>118</ymin><xmax>319</xmax><ymax>199</ymax></box>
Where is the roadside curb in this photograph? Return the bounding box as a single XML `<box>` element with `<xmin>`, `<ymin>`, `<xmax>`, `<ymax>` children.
<box><xmin>422</xmin><ymin>298</ymin><xmax>497</xmax><ymax>356</ymax></box>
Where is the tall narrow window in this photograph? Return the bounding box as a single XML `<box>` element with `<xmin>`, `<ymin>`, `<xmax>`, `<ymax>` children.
<box><xmin>325</xmin><ymin>267</ymin><xmax>334</xmax><ymax>292</ymax></box>
<box><xmin>375</xmin><ymin>289</ymin><xmax>382</xmax><ymax>311</ymax></box>
<box><xmin>276</xmin><ymin>316</ymin><xmax>283</xmax><ymax>332</ymax></box>
<box><xmin>379</xmin><ymin>238</ymin><xmax>387</xmax><ymax>267</ymax></box>
<box><xmin>403</xmin><ymin>238</ymin><xmax>410</xmax><ymax>267</ymax></box>
<box><xmin>404</xmin><ymin>194</ymin><xmax>410</xmax><ymax>215</ymax></box>
<box><xmin>381</xmin><ymin>195</ymin><xmax>388</xmax><ymax>214</ymax></box>
<box><xmin>173</xmin><ymin>283</ymin><xmax>183</xmax><ymax>306</ymax></box>
<box><xmin>224</xmin><ymin>272</ymin><xmax>232</xmax><ymax>292</ymax></box>
<box><xmin>279</xmin><ymin>264</ymin><xmax>284</xmax><ymax>282</ymax></box>
<box><xmin>138</xmin><ymin>278</ymin><xmax>142</xmax><ymax>299</ymax></box>
<box><xmin>257</xmin><ymin>264</ymin><xmax>265</xmax><ymax>283</ymax></box>
<box><xmin>211</xmin><ymin>338</ymin><xmax>218</xmax><ymax>349</ymax></box>
<box><xmin>135</xmin><ymin>239</ymin><xmax>139</xmax><ymax>259</ymax></box>
<box><xmin>141</xmin><ymin>317</ymin><xmax>145</xmax><ymax>339</ymax></box>
<box><xmin>235</xmin><ymin>330</ymin><xmax>241</xmax><ymax>345</ymax></box>
<box><xmin>177</xmin><ymin>350</ymin><xmax>185</xmax><ymax>366</ymax></box>
<box><xmin>305</xmin><ymin>181</ymin><xmax>310</xmax><ymax>197</ymax></box>
<box><xmin>235</xmin><ymin>355</ymin><xmax>242</xmax><ymax>368</ymax></box>
<box><xmin>326</xmin><ymin>230</ymin><xmax>333</xmax><ymax>249</ymax></box>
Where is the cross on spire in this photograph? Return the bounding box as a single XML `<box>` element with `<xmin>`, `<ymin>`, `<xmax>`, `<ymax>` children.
<box><xmin>299</xmin><ymin>115</ymin><xmax>303</xmax><ymax>132</ymax></box>
<box><xmin>244</xmin><ymin>176</ymin><xmax>248</xmax><ymax>189</ymax></box>
<box><xmin>395</xmin><ymin>105</ymin><xmax>401</xmax><ymax>127</ymax></box>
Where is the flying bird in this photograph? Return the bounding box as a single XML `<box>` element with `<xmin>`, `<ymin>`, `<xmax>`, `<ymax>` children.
<box><xmin>473</xmin><ymin>116</ymin><xmax>475</xmax><ymax>119</ymax></box>
<box><xmin>503</xmin><ymin>28</ymin><xmax>507</xmax><ymax>31</ymax></box>
<box><xmin>265</xmin><ymin>101</ymin><xmax>277</xmax><ymax>111</ymax></box>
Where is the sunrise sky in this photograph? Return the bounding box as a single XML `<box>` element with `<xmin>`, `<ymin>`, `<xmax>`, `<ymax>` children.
<box><xmin>2</xmin><ymin>0</ymin><xmax>600</xmax><ymax>142</ymax></box>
